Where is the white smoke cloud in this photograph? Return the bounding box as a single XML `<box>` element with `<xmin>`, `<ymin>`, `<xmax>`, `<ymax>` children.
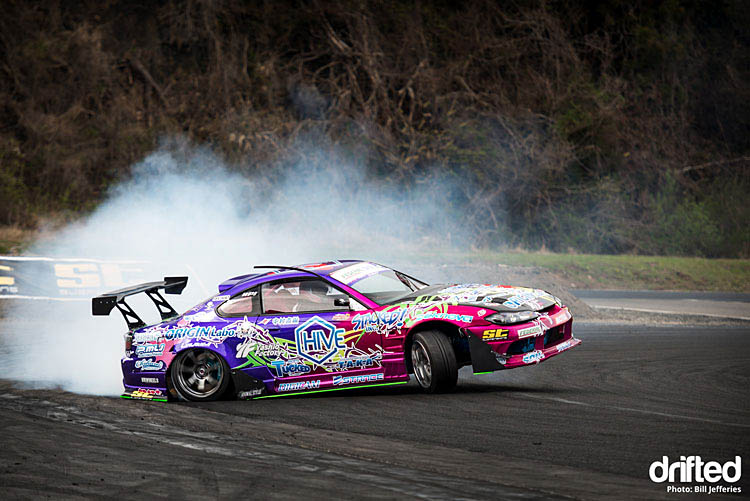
<box><xmin>0</xmin><ymin>137</ymin><xmax>467</xmax><ymax>395</ymax></box>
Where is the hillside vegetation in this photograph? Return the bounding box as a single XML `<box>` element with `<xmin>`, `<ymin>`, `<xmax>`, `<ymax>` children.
<box><xmin>1</xmin><ymin>1</ymin><xmax>748</xmax><ymax>256</ymax></box>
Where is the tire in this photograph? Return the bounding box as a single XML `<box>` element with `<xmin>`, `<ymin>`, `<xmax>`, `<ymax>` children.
<box><xmin>411</xmin><ymin>330</ymin><xmax>458</xmax><ymax>393</ymax></box>
<box><xmin>170</xmin><ymin>348</ymin><xmax>231</xmax><ymax>402</ymax></box>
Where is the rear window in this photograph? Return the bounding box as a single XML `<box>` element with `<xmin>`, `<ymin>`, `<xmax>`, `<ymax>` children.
<box><xmin>216</xmin><ymin>288</ymin><xmax>260</xmax><ymax>316</ymax></box>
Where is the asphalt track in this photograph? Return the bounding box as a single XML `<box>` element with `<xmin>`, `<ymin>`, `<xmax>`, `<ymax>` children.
<box><xmin>574</xmin><ymin>290</ymin><xmax>750</xmax><ymax>321</ymax></box>
<box><xmin>1</xmin><ymin>323</ymin><xmax>748</xmax><ymax>500</ymax></box>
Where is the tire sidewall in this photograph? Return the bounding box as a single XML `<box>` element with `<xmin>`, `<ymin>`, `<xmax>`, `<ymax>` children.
<box><xmin>170</xmin><ymin>348</ymin><xmax>231</xmax><ymax>402</ymax></box>
<box><xmin>412</xmin><ymin>330</ymin><xmax>458</xmax><ymax>393</ymax></box>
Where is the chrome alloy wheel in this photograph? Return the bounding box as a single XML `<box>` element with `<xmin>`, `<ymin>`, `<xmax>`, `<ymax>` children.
<box><xmin>173</xmin><ymin>349</ymin><xmax>225</xmax><ymax>400</ymax></box>
<box><xmin>411</xmin><ymin>339</ymin><xmax>432</xmax><ymax>388</ymax></box>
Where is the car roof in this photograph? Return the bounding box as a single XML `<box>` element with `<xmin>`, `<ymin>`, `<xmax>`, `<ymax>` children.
<box><xmin>217</xmin><ymin>259</ymin><xmax>366</xmax><ymax>292</ymax></box>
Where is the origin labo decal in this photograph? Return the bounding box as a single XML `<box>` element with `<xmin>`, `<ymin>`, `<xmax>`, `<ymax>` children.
<box><xmin>517</xmin><ymin>325</ymin><xmax>542</xmax><ymax>338</ymax></box>
<box><xmin>482</xmin><ymin>328</ymin><xmax>509</xmax><ymax>341</ymax></box>
<box><xmin>333</xmin><ymin>373</ymin><xmax>384</xmax><ymax>386</ymax></box>
<box><xmin>162</xmin><ymin>325</ymin><xmax>237</xmax><ymax>340</ymax></box>
<box><xmin>141</xmin><ymin>377</ymin><xmax>159</xmax><ymax>384</ymax></box>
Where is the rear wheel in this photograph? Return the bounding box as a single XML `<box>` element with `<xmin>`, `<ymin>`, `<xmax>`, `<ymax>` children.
<box><xmin>411</xmin><ymin>330</ymin><xmax>458</xmax><ymax>393</ymax></box>
<box><xmin>171</xmin><ymin>349</ymin><xmax>230</xmax><ymax>401</ymax></box>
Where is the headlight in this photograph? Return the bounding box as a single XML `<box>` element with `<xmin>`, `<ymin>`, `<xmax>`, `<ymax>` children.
<box><xmin>485</xmin><ymin>311</ymin><xmax>539</xmax><ymax>325</ymax></box>
<box><xmin>552</xmin><ymin>295</ymin><xmax>563</xmax><ymax>307</ymax></box>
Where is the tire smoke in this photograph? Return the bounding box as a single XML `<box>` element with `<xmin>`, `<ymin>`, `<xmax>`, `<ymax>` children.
<box><xmin>0</xmin><ymin>138</ymin><xmax>467</xmax><ymax>395</ymax></box>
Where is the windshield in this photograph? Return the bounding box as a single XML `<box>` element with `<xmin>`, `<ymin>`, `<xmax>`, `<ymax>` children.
<box><xmin>330</xmin><ymin>262</ymin><xmax>428</xmax><ymax>304</ymax></box>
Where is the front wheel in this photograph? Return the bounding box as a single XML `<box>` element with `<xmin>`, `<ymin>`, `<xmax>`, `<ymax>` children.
<box><xmin>411</xmin><ymin>330</ymin><xmax>458</xmax><ymax>393</ymax></box>
<box><xmin>170</xmin><ymin>349</ymin><xmax>231</xmax><ymax>401</ymax></box>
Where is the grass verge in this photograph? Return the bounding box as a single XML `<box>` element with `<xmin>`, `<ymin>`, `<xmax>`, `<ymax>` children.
<box><xmin>1</xmin><ymin>226</ymin><xmax>747</xmax><ymax>292</ymax></box>
<box><xmin>416</xmin><ymin>250</ymin><xmax>750</xmax><ymax>292</ymax></box>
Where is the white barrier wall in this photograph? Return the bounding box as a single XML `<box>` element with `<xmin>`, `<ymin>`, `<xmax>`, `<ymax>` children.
<box><xmin>0</xmin><ymin>256</ymin><xmax>153</xmax><ymax>300</ymax></box>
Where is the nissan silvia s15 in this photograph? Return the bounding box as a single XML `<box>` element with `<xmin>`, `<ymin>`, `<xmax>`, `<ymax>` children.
<box><xmin>92</xmin><ymin>260</ymin><xmax>580</xmax><ymax>401</ymax></box>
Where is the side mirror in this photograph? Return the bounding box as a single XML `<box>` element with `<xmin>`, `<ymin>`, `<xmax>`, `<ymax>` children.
<box><xmin>333</xmin><ymin>297</ymin><xmax>350</xmax><ymax>307</ymax></box>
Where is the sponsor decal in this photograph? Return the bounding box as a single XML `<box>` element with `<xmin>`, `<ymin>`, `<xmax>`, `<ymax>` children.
<box><xmin>517</xmin><ymin>325</ymin><xmax>542</xmax><ymax>338</ymax></box>
<box><xmin>410</xmin><ymin>310</ymin><xmax>473</xmax><ymax>323</ymax></box>
<box><xmin>134</xmin><ymin>359</ymin><xmax>165</xmax><ymax>371</ymax></box>
<box><xmin>649</xmin><ymin>456</ymin><xmax>742</xmax><ymax>495</ymax></box>
<box><xmin>269</xmin><ymin>360</ymin><xmax>312</xmax><ymax>377</ymax></box>
<box><xmin>259</xmin><ymin>316</ymin><xmax>300</xmax><ymax>326</ymax></box>
<box><xmin>295</xmin><ymin>316</ymin><xmax>346</xmax><ymax>365</ymax></box>
<box><xmin>162</xmin><ymin>325</ymin><xmax>238</xmax><ymax>341</ymax></box>
<box><xmin>477</xmin><ymin>309</ymin><xmax>486</xmax><ymax>316</ymax></box>
<box><xmin>504</xmin><ymin>291</ymin><xmax>542</xmax><ymax>309</ymax></box>
<box><xmin>214</xmin><ymin>295</ymin><xmax>230</xmax><ymax>301</ymax></box>
<box><xmin>130</xmin><ymin>388</ymin><xmax>163</xmax><ymax>399</ymax></box>
<box><xmin>332</xmin><ymin>313</ymin><xmax>350</xmax><ymax>321</ymax></box>
<box><xmin>234</xmin><ymin>322</ymin><xmax>286</xmax><ymax>360</ymax></box>
<box><xmin>336</xmin><ymin>353</ymin><xmax>382</xmax><ymax>370</ymax></box>
<box><xmin>525</xmin><ymin>299</ymin><xmax>544</xmax><ymax>310</ymax></box>
<box><xmin>352</xmin><ymin>309</ymin><xmax>407</xmax><ymax>334</ymax></box>
<box><xmin>303</xmin><ymin>261</ymin><xmax>340</xmax><ymax>269</ymax></box>
<box><xmin>135</xmin><ymin>343</ymin><xmax>165</xmax><ymax>357</ymax></box>
<box><xmin>522</xmin><ymin>350</ymin><xmax>544</xmax><ymax>363</ymax></box>
<box><xmin>278</xmin><ymin>380</ymin><xmax>321</xmax><ymax>392</ymax></box>
<box><xmin>333</xmin><ymin>373</ymin><xmax>384</xmax><ymax>386</ymax></box>
<box><xmin>241</xmin><ymin>290</ymin><xmax>258</xmax><ymax>297</ymax></box>
<box><xmin>0</xmin><ymin>264</ymin><xmax>18</xmax><ymax>293</ymax></box>
<box><xmin>330</xmin><ymin>262</ymin><xmax>388</xmax><ymax>285</ymax></box>
<box><xmin>555</xmin><ymin>309</ymin><xmax>572</xmax><ymax>323</ymax></box>
<box><xmin>236</xmin><ymin>341</ymin><xmax>285</xmax><ymax>360</ymax></box>
<box><xmin>238</xmin><ymin>388</ymin><xmax>264</xmax><ymax>399</ymax></box>
<box><xmin>141</xmin><ymin>377</ymin><xmax>159</xmax><ymax>383</ymax></box>
<box><xmin>555</xmin><ymin>340</ymin><xmax>574</xmax><ymax>352</ymax></box>
<box><xmin>133</xmin><ymin>331</ymin><xmax>165</xmax><ymax>343</ymax></box>
<box><xmin>184</xmin><ymin>311</ymin><xmax>218</xmax><ymax>322</ymax></box>
<box><xmin>482</xmin><ymin>328</ymin><xmax>509</xmax><ymax>341</ymax></box>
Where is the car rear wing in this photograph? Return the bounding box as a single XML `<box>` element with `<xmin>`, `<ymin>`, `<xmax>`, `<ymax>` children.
<box><xmin>92</xmin><ymin>276</ymin><xmax>188</xmax><ymax>330</ymax></box>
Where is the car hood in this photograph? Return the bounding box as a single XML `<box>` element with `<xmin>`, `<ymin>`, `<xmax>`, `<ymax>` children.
<box><xmin>391</xmin><ymin>283</ymin><xmax>557</xmax><ymax>312</ymax></box>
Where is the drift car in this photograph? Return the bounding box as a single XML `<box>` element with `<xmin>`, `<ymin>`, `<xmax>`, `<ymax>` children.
<box><xmin>93</xmin><ymin>260</ymin><xmax>580</xmax><ymax>401</ymax></box>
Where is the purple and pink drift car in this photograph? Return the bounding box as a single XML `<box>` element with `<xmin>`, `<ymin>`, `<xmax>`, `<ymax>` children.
<box><xmin>93</xmin><ymin>260</ymin><xmax>581</xmax><ymax>402</ymax></box>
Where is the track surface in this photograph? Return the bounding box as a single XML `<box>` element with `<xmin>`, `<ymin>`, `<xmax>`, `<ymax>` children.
<box><xmin>573</xmin><ymin>290</ymin><xmax>750</xmax><ymax>320</ymax></box>
<box><xmin>1</xmin><ymin>324</ymin><xmax>749</xmax><ymax>499</ymax></box>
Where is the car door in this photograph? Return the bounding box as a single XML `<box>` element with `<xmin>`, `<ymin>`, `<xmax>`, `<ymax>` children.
<box><xmin>214</xmin><ymin>286</ymin><xmax>262</xmax><ymax>369</ymax></box>
<box><xmin>257</xmin><ymin>277</ymin><xmax>385</xmax><ymax>391</ymax></box>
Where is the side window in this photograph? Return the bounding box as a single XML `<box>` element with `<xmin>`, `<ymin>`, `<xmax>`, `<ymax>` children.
<box><xmin>262</xmin><ymin>279</ymin><xmax>350</xmax><ymax>314</ymax></box>
<box><xmin>217</xmin><ymin>287</ymin><xmax>260</xmax><ymax>317</ymax></box>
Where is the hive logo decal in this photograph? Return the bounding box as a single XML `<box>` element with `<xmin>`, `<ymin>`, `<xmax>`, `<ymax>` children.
<box><xmin>294</xmin><ymin>316</ymin><xmax>346</xmax><ymax>365</ymax></box>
